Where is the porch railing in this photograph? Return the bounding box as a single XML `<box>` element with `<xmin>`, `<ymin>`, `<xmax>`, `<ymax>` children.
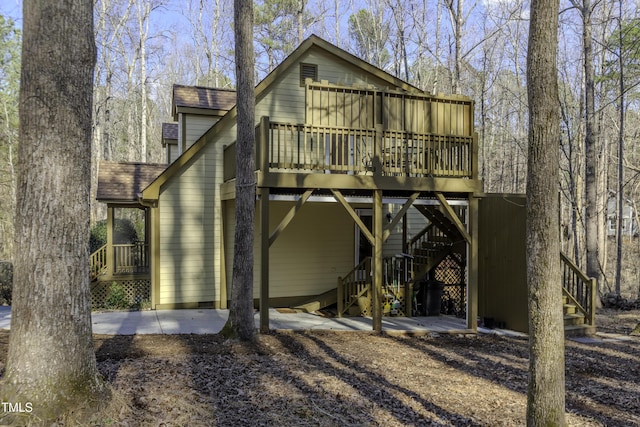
<box><xmin>337</xmin><ymin>257</ymin><xmax>371</xmax><ymax>317</ymax></box>
<box><xmin>90</xmin><ymin>244</ymin><xmax>108</xmax><ymax>280</ymax></box>
<box><xmin>113</xmin><ymin>243</ymin><xmax>149</xmax><ymax>275</ymax></box>
<box><xmin>561</xmin><ymin>252</ymin><xmax>596</xmax><ymax>326</ymax></box>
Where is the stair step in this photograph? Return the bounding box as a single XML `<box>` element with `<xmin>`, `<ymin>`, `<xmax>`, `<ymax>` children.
<box><xmin>564</xmin><ymin>324</ymin><xmax>597</xmax><ymax>337</ymax></box>
<box><xmin>564</xmin><ymin>313</ymin><xmax>585</xmax><ymax>326</ymax></box>
<box><xmin>563</xmin><ymin>304</ymin><xmax>577</xmax><ymax>315</ymax></box>
<box><xmin>292</xmin><ymin>288</ymin><xmax>337</xmax><ymax>313</ymax></box>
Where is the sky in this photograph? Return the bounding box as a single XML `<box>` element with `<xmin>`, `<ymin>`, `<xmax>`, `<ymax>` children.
<box><xmin>0</xmin><ymin>0</ymin><xmax>22</xmax><ymax>26</ymax></box>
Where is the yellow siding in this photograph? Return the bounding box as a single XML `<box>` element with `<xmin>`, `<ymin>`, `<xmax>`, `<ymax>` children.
<box><xmin>256</xmin><ymin>47</ymin><xmax>394</xmax><ymax>125</ymax></box>
<box><xmin>184</xmin><ymin>115</ymin><xmax>219</xmax><ymax>148</ymax></box>
<box><xmin>168</xmin><ymin>143</ymin><xmax>179</xmax><ymax>164</ymax></box>
<box><xmin>158</xmin><ymin>133</ymin><xmax>226</xmax><ymax>305</ymax></box>
<box><xmin>158</xmin><ymin>46</ymin><xmax>416</xmax><ymax>306</ymax></box>
<box><xmin>225</xmin><ymin>200</ymin><xmax>355</xmax><ymax>299</ymax></box>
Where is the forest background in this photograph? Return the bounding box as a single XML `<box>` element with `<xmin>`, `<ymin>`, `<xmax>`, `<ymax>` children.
<box><xmin>1</xmin><ymin>0</ymin><xmax>639</xmax><ymax>298</ymax></box>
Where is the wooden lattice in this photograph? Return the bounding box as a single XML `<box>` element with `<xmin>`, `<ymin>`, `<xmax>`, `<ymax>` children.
<box><xmin>91</xmin><ymin>279</ymin><xmax>151</xmax><ymax>308</ymax></box>
<box><xmin>434</xmin><ymin>253</ymin><xmax>466</xmax><ymax>316</ymax></box>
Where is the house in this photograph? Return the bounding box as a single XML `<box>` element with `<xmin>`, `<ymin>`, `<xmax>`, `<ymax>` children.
<box><xmin>606</xmin><ymin>193</ymin><xmax>638</xmax><ymax>237</ymax></box>
<box><xmin>93</xmin><ymin>35</ymin><xmax>596</xmax><ymax>334</ymax></box>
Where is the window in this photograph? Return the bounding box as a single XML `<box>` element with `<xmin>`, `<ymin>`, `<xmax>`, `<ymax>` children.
<box><xmin>300</xmin><ymin>63</ymin><xmax>318</xmax><ymax>86</ymax></box>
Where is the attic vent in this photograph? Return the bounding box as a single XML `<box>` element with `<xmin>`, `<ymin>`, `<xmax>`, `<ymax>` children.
<box><xmin>300</xmin><ymin>63</ymin><xmax>318</xmax><ymax>86</ymax></box>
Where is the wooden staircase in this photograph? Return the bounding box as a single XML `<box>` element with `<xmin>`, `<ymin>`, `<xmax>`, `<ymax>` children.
<box><xmin>561</xmin><ymin>253</ymin><xmax>597</xmax><ymax>337</ymax></box>
<box><xmin>336</xmin><ymin>203</ymin><xmax>597</xmax><ymax>337</ymax></box>
<box><xmin>409</xmin><ymin>205</ymin><xmax>467</xmax><ymax>283</ymax></box>
<box><xmin>563</xmin><ymin>295</ymin><xmax>595</xmax><ymax>336</ymax></box>
<box><xmin>90</xmin><ymin>244</ymin><xmax>108</xmax><ymax>281</ymax></box>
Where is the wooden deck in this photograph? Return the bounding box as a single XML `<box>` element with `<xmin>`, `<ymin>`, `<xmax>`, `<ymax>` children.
<box><xmin>222</xmin><ymin>82</ymin><xmax>480</xmax><ymax>195</ymax></box>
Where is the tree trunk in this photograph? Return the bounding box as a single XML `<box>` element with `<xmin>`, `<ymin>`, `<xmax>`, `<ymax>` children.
<box><xmin>581</xmin><ymin>0</ymin><xmax>600</xmax><ymax>287</ymax></box>
<box><xmin>222</xmin><ymin>0</ymin><xmax>256</xmax><ymax>342</ymax></box>
<box><xmin>526</xmin><ymin>0</ymin><xmax>566</xmax><ymax>422</ymax></box>
<box><xmin>138</xmin><ymin>0</ymin><xmax>149</xmax><ymax>163</ymax></box>
<box><xmin>614</xmin><ymin>0</ymin><xmax>624</xmax><ymax>296</ymax></box>
<box><xmin>2</xmin><ymin>0</ymin><xmax>106</xmax><ymax>421</ymax></box>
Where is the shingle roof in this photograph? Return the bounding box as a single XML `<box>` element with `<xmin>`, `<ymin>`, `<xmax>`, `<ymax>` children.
<box><xmin>162</xmin><ymin>122</ymin><xmax>178</xmax><ymax>142</ymax></box>
<box><xmin>97</xmin><ymin>162</ymin><xmax>167</xmax><ymax>202</ymax></box>
<box><xmin>172</xmin><ymin>85</ymin><xmax>236</xmax><ymax>115</ymax></box>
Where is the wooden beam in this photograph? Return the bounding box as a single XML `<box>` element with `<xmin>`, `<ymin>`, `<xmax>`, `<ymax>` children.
<box><xmin>150</xmin><ymin>206</ymin><xmax>160</xmax><ymax>309</ymax></box>
<box><xmin>269</xmin><ymin>189</ymin><xmax>314</xmax><ymax>247</ymax></box>
<box><xmin>383</xmin><ymin>192</ymin><xmax>420</xmax><ymax>242</ymax></box>
<box><xmin>257</xmin><ymin>171</ymin><xmax>483</xmax><ymax>193</ymax></box>
<box><xmin>435</xmin><ymin>192</ymin><xmax>471</xmax><ymax>244</ymax></box>
<box><xmin>467</xmin><ymin>195</ymin><xmax>479</xmax><ymax>331</ymax></box>
<box><xmin>260</xmin><ymin>187</ymin><xmax>270</xmax><ymax>334</ymax></box>
<box><xmin>259</xmin><ymin>116</ymin><xmax>270</xmax><ymax>173</ymax></box>
<box><xmin>106</xmin><ymin>206</ymin><xmax>114</xmax><ymax>278</ymax></box>
<box><xmin>372</xmin><ymin>189</ymin><xmax>383</xmax><ymax>333</ymax></box>
<box><xmin>331</xmin><ymin>189</ymin><xmax>375</xmax><ymax>245</ymax></box>
<box><xmin>219</xmin><ymin>201</ymin><xmax>227</xmax><ymax>309</ymax></box>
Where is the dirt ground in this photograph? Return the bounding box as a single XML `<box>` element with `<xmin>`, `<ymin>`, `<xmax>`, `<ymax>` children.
<box><xmin>1</xmin><ymin>310</ymin><xmax>639</xmax><ymax>426</ymax></box>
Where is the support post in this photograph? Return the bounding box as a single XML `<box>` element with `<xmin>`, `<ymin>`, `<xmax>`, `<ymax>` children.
<box><xmin>259</xmin><ymin>116</ymin><xmax>270</xmax><ymax>173</ymax></box>
<box><xmin>106</xmin><ymin>205</ymin><xmax>114</xmax><ymax>277</ymax></box>
<box><xmin>372</xmin><ymin>189</ymin><xmax>383</xmax><ymax>333</ymax></box>
<box><xmin>219</xmin><ymin>201</ymin><xmax>228</xmax><ymax>309</ymax></box>
<box><xmin>589</xmin><ymin>277</ymin><xmax>597</xmax><ymax>326</ymax></box>
<box><xmin>259</xmin><ymin>187</ymin><xmax>270</xmax><ymax>333</ymax></box>
<box><xmin>468</xmin><ymin>195</ymin><xmax>479</xmax><ymax>330</ymax></box>
<box><xmin>337</xmin><ymin>277</ymin><xmax>343</xmax><ymax>318</ymax></box>
<box><xmin>150</xmin><ymin>206</ymin><xmax>160</xmax><ymax>309</ymax></box>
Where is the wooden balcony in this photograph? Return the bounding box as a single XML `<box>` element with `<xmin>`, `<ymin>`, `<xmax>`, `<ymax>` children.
<box><xmin>223</xmin><ymin>82</ymin><xmax>480</xmax><ymax>195</ymax></box>
<box><xmin>223</xmin><ymin>118</ymin><xmax>480</xmax><ymax>194</ymax></box>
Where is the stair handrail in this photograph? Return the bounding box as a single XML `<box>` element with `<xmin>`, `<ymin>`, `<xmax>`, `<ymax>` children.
<box><xmin>337</xmin><ymin>257</ymin><xmax>372</xmax><ymax>317</ymax></box>
<box><xmin>90</xmin><ymin>244</ymin><xmax>108</xmax><ymax>280</ymax></box>
<box><xmin>407</xmin><ymin>224</ymin><xmax>433</xmax><ymax>248</ymax></box>
<box><xmin>560</xmin><ymin>252</ymin><xmax>596</xmax><ymax>326</ymax></box>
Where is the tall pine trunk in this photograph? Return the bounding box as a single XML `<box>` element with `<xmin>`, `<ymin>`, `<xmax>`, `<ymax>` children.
<box><xmin>222</xmin><ymin>0</ymin><xmax>256</xmax><ymax>341</ymax></box>
<box><xmin>526</xmin><ymin>0</ymin><xmax>566</xmax><ymax>423</ymax></box>
<box><xmin>2</xmin><ymin>0</ymin><xmax>106</xmax><ymax>421</ymax></box>
<box><xmin>581</xmin><ymin>0</ymin><xmax>600</xmax><ymax>288</ymax></box>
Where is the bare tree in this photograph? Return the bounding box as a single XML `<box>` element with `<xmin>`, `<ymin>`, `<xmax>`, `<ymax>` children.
<box><xmin>569</xmin><ymin>0</ymin><xmax>601</xmax><ymax>287</ymax></box>
<box><xmin>1</xmin><ymin>0</ymin><xmax>107</xmax><ymax>421</ymax></box>
<box><xmin>526</xmin><ymin>0</ymin><xmax>566</xmax><ymax>422</ymax></box>
<box><xmin>222</xmin><ymin>0</ymin><xmax>256</xmax><ymax>341</ymax></box>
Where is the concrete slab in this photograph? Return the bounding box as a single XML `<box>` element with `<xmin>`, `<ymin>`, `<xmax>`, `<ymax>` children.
<box><xmin>92</xmin><ymin>310</ymin><xmax>163</xmax><ymax>335</ymax></box>
<box><xmin>0</xmin><ymin>306</ymin><xmax>10</xmax><ymax>330</ymax></box>
<box><xmin>0</xmin><ymin>307</ymin><xmax>471</xmax><ymax>336</ymax></box>
<box><xmin>156</xmin><ymin>309</ymin><xmax>228</xmax><ymax>334</ymax></box>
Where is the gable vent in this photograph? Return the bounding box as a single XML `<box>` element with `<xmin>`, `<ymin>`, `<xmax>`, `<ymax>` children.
<box><xmin>300</xmin><ymin>63</ymin><xmax>318</xmax><ymax>86</ymax></box>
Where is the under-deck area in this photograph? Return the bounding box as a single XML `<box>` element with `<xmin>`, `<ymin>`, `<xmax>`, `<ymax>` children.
<box><xmin>220</xmin><ymin>82</ymin><xmax>480</xmax><ymax>333</ymax></box>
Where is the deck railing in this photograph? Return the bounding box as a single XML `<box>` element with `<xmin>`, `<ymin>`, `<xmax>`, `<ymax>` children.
<box><xmin>90</xmin><ymin>244</ymin><xmax>108</xmax><ymax>280</ymax></box>
<box><xmin>266</xmin><ymin>121</ymin><xmax>474</xmax><ymax>177</ymax></box>
<box><xmin>561</xmin><ymin>252</ymin><xmax>596</xmax><ymax>326</ymax></box>
<box><xmin>113</xmin><ymin>243</ymin><xmax>149</xmax><ymax>275</ymax></box>
<box><xmin>337</xmin><ymin>257</ymin><xmax>372</xmax><ymax>317</ymax></box>
<box><xmin>222</xmin><ymin>118</ymin><xmax>476</xmax><ymax>181</ymax></box>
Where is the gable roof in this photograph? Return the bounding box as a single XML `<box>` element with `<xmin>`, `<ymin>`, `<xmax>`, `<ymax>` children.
<box><xmin>97</xmin><ymin>162</ymin><xmax>167</xmax><ymax>203</ymax></box>
<box><xmin>142</xmin><ymin>35</ymin><xmax>423</xmax><ymax>201</ymax></box>
<box><xmin>172</xmin><ymin>85</ymin><xmax>236</xmax><ymax>119</ymax></box>
<box><xmin>162</xmin><ymin>122</ymin><xmax>178</xmax><ymax>144</ymax></box>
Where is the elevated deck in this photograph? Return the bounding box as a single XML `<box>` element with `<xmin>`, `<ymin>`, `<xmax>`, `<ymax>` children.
<box><xmin>222</xmin><ymin>82</ymin><xmax>480</xmax><ymax>197</ymax></box>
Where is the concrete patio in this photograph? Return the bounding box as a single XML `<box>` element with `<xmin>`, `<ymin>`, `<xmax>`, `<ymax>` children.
<box><xmin>0</xmin><ymin>306</ymin><xmax>475</xmax><ymax>335</ymax></box>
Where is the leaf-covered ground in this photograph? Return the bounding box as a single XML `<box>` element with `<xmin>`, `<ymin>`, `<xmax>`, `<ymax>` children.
<box><xmin>1</xmin><ymin>309</ymin><xmax>639</xmax><ymax>426</ymax></box>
